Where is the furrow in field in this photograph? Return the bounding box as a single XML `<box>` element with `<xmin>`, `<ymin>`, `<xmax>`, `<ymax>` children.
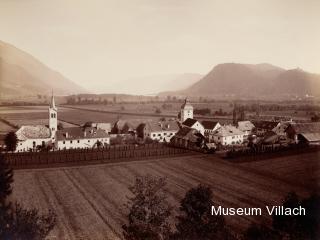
<box><xmin>34</xmin><ymin>171</ymin><xmax>79</xmax><ymax>240</ymax></box>
<box><xmin>63</xmin><ymin>169</ymin><xmax>124</xmax><ymax>239</ymax></box>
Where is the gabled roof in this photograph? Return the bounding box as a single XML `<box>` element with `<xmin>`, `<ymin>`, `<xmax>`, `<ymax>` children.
<box><xmin>182</xmin><ymin>118</ymin><xmax>198</xmax><ymax>127</ymax></box>
<box><xmin>145</xmin><ymin>121</ymin><xmax>179</xmax><ymax>132</ymax></box>
<box><xmin>287</xmin><ymin>122</ymin><xmax>320</xmax><ymax>134</ymax></box>
<box><xmin>237</xmin><ymin>121</ymin><xmax>255</xmax><ymax>132</ymax></box>
<box><xmin>174</xmin><ymin>127</ymin><xmax>204</xmax><ymax>142</ymax></box>
<box><xmin>16</xmin><ymin>125</ymin><xmax>51</xmax><ymax>140</ymax></box>
<box><xmin>213</xmin><ymin>125</ymin><xmax>244</xmax><ymax>137</ymax></box>
<box><xmin>252</xmin><ymin>121</ymin><xmax>279</xmax><ymax>130</ymax></box>
<box><xmin>201</xmin><ymin>121</ymin><xmax>220</xmax><ymax>130</ymax></box>
<box><xmin>56</xmin><ymin>127</ymin><xmax>109</xmax><ymax>141</ymax></box>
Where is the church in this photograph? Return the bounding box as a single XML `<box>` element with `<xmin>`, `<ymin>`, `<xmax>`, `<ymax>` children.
<box><xmin>15</xmin><ymin>95</ymin><xmax>110</xmax><ymax>152</ymax></box>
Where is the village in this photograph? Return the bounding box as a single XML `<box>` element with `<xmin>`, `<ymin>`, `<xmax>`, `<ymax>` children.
<box><xmin>2</xmin><ymin>94</ymin><xmax>319</xmax><ymax>157</ymax></box>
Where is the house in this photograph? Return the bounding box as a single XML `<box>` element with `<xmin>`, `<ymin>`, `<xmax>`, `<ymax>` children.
<box><xmin>237</xmin><ymin>121</ymin><xmax>255</xmax><ymax>138</ymax></box>
<box><xmin>55</xmin><ymin>127</ymin><xmax>110</xmax><ymax>150</ymax></box>
<box><xmin>84</xmin><ymin>122</ymin><xmax>112</xmax><ymax>133</ymax></box>
<box><xmin>15</xmin><ymin>94</ymin><xmax>57</xmax><ymax>152</ymax></box>
<box><xmin>252</xmin><ymin>121</ymin><xmax>280</xmax><ymax>136</ymax></box>
<box><xmin>182</xmin><ymin>118</ymin><xmax>205</xmax><ymax>135</ymax></box>
<box><xmin>171</xmin><ymin>127</ymin><xmax>206</xmax><ymax>149</ymax></box>
<box><xmin>285</xmin><ymin>122</ymin><xmax>320</xmax><ymax>145</ymax></box>
<box><xmin>180</xmin><ymin>98</ymin><xmax>193</xmax><ymax>122</ymax></box>
<box><xmin>201</xmin><ymin>121</ymin><xmax>221</xmax><ymax>142</ymax></box>
<box><xmin>212</xmin><ymin>125</ymin><xmax>245</xmax><ymax>146</ymax></box>
<box><xmin>139</xmin><ymin>120</ymin><xmax>179</xmax><ymax>143</ymax></box>
<box><xmin>15</xmin><ymin>125</ymin><xmax>52</xmax><ymax>152</ymax></box>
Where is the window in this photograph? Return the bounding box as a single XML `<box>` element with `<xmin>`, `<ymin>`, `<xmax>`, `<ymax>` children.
<box><xmin>77</xmin><ymin>140</ymin><xmax>80</xmax><ymax>143</ymax></box>
<box><xmin>88</xmin><ymin>140</ymin><xmax>90</xmax><ymax>142</ymax></box>
<box><xmin>63</xmin><ymin>141</ymin><xmax>65</xmax><ymax>144</ymax></box>
<box><xmin>158</xmin><ymin>133</ymin><xmax>161</xmax><ymax>136</ymax></box>
<box><xmin>153</xmin><ymin>134</ymin><xmax>156</xmax><ymax>137</ymax></box>
<box><xmin>164</xmin><ymin>132</ymin><xmax>167</xmax><ymax>135</ymax></box>
<box><xmin>70</xmin><ymin>140</ymin><xmax>73</xmax><ymax>144</ymax></box>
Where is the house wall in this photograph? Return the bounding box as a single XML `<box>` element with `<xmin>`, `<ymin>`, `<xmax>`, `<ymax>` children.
<box><xmin>213</xmin><ymin>135</ymin><xmax>244</xmax><ymax>146</ymax></box>
<box><xmin>16</xmin><ymin>138</ymin><xmax>52</xmax><ymax>152</ymax></box>
<box><xmin>191</xmin><ymin>122</ymin><xmax>205</xmax><ymax>135</ymax></box>
<box><xmin>204</xmin><ymin>123</ymin><xmax>221</xmax><ymax>141</ymax></box>
<box><xmin>144</xmin><ymin>130</ymin><xmax>177</xmax><ymax>142</ymax></box>
<box><xmin>56</xmin><ymin>137</ymin><xmax>110</xmax><ymax>150</ymax></box>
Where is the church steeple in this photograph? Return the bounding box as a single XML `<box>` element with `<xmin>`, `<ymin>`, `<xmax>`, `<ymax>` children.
<box><xmin>49</xmin><ymin>91</ymin><xmax>58</xmax><ymax>138</ymax></box>
<box><xmin>180</xmin><ymin>97</ymin><xmax>193</xmax><ymax>122</ymax></box>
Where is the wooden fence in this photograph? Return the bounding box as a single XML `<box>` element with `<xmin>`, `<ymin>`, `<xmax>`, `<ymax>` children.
<box><xmin>3</xmin><ymin>143</ymin><xmax>190</xmax><ymax>169</ymax></box>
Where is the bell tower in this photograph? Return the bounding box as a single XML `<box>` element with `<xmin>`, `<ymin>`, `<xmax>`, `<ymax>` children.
<box><xmin>180</xmin><ymin>98</ymin><xmax>193</xmax><ymax>122</ymax></box>
<box><xmin>49</xmin><ymin>92</ymin><xmax>58</xmax><ymax>138</ymax></box>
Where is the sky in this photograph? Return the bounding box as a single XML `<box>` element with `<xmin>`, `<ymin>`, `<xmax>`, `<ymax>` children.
<box><xmin>1</xmin><ymin>0</ymin><xmax>320</xmax><ymax>94</ymax></box>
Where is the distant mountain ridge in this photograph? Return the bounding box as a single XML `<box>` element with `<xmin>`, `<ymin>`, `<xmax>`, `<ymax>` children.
<box><xmin>0</xmin><ymin>40</ymin><xmax>87</xmax><ymax>99</ymax></box>
<box><xmin>176</xmin><ymin>63</ymin><xmax>320</xmax><ymax>98</ymax></box>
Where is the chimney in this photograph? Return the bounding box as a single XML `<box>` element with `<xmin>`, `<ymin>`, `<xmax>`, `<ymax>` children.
<box><xmin>84</xmin><ymin>130</ymin><xmax>86</xmax><ymax>137</ymax></box>
<box><xmin>65</xmin><ymin>132</ymin><xmax>68</xmax><ymax>138</ymax></box>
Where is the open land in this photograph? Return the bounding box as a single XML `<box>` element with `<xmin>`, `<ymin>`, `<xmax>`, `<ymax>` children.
<box><xmin>11</xmin><ymin>151</ymin><xmax>320</xmax><ymax>240</ymax></box>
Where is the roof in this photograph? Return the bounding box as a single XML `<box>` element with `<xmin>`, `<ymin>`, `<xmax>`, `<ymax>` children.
<box><xmin>237</xmin><ymin>121</ymin><xmax>255</xmax><ymax>132</ymax></box>
<box><xmin>300</xmin><ymin>133</ymin><xmax>320</xmax><ymax>142</ymax></box>
<box><xmin>252</xmin><ymin>121</ymin><xmax>279</xmax><ymax>130</ymax></box>
<box><xmin>213</xmin><ymin>125</ymin><xmax>244</xmax><ymax>137</ymax></box>
<box><xmin>50</xmin><ymin>94</ymin><xmax>56</xmax><ymax>109</ymax></box>
<box><xmin>174</xmin><ymin>127</ymin><xmax>204</xmax><ymax>142</ymax></box>
<box><xmin>181</xmin><ymin>98</ymin><xmax>193</xmax><ymax>109</ymax></box>
<box><xmin>145</xmin><ymin>121</ymin><xmax>179</xmax><ymax>132</ymax></box>
<box><xmin>182</xmin><ymin>118</ymin><xmax>198</xmax><ymax>127</ymax></box>
<box><xmin>16</xmin><ymin>125</ymin><xmax>51</xmax><ymax>140</ymax></box>
<box><xmin>56</xmin><ymin>127</ymin><xmax>109</xmax><ymax>141</ymax></box>
<box><xmin>287</xmin><ymin>122</ymin><xmax>320</xmax><ymax>134</ymax></box>
<box><xmin>202</xmin><ymin>121</ymin><xmax>220</xmax><ymax>130</ymax></box>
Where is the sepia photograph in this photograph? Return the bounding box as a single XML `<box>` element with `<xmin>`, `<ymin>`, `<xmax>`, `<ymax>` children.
<box><xmin>0</xmin><ymin>0</ymin><xmax>319</xmax><ymax>239</ymax></box>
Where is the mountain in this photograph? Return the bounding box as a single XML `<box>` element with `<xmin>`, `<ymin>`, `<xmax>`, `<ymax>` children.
<box><xmin>177</xmin><ymin>63</ymin><xmax>320</xmax><ymax>99</ymax></box>
<box><xmin>0</xmin><ymin>40</ymin><xmax>87</xmax><ymax>99</ymax></box>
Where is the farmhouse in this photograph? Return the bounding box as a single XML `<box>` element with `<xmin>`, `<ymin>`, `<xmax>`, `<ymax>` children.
<box><xmin>182</xmin><ymin>118</ymin><xmax>205</xmax><ymax>135</ymax></box>
<box><xmin>139</xmin><ymin>120</ymin><xmax>179</xmax><ymax>142</ymax></box>
<box><xmin>285</xmin><ymin>122</ymin><xmax>320</xmax><ymax>145</ymax></box>
<box><xmin>252</xmin><ymin>121</ymin><xmax>280</xmax><ymax>136</ymax></box>
<box><xmin>237</xmin><ymin>121</ymin><xmax>255</xmax><ymax>138</ymax></box>
<box><xmin>212</xmin><ymin>125</ymin><xmax>245</xmax><ymax>146</ymax></box>
<box><xmin>55</xmin><ymin>127</ymin><xmax>110</xmax><ymax>150</ymax></box>
<box><xmin>15</xmin><ymin>94</ymin><xmax>57</xmax><ymax>152</ymax></box>
<box><xmin>201</xmin><ymin>120</ymin><xmax>221</xmax><ymax>142</ymax></box>
<box><xmin>171</xmin><ymin>127</ymin><xmax>205</xmax><ymax>149</ymax></box>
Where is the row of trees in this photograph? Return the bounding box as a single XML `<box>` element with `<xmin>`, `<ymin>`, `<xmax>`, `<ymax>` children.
<box><xmin>123</xmin><ymin>175</ymin><xmax>320</xmax><ymax>240</ymax></box>
<box><xmin>0</xmin><ymin>154</ymin><xmax>56</xmax><ymax>239</ymax></box>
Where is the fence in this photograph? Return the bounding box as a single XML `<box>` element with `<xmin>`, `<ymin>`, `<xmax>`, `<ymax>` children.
<box><xmin>224</xmin><ymin>143</ymin><xmax>320</xmax><ymax>161</ymax></box>
<box><xmin>3</xmin><ymin>143</ymin><xmax>191</xmax><ymax>169</ymax></box>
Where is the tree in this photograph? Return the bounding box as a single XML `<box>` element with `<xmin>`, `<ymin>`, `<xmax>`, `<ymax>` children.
<box><xmin>0</xmin><ymin>154</ymin><xmax>56</xmax><ymax>240</ymax></box>
<box><xmin>4</xmin><ymin>131</ymin><xmax>18</xmax><ymax>152</ymax></box>
<box><xmin>122</xmin><ymin>175</ymin><xmax>172</xmax><ymax>240</ymax></box>
<box><xmin>172</xmin><ymin>184</ymin><xmax>232</xmax><ymax>240</ymax></box>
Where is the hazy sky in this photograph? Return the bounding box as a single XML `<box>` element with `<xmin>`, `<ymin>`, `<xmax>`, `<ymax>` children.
<box><xmin>1</xmin><ymin>0</ymin><xmax>320</xmax><ymax>94</ymax></box>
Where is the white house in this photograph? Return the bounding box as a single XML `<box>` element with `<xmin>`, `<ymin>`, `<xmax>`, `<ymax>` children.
<box><xmin>180</xmin><ymin>98</ymin><xmax>193</xmax><ymax>122</ymax></box>
<box><xmin>55</xmin><ymin>127</ymin><xmax>110</xmax><ymax>150</ymax></box>
<box><xmin>212</xmin><ymin>125</ymin><xmax>245</xmax><ymax>146</ymax></box>
<box><xmin>201</xmin><ymin>121</ymin><xmax>221</xmax><ymax>142</ymax></box>
<box><xmin>15</xmin><ymin>125</ymin><xmax>52</xmax><ymax>152</ymax></box>
<box><xmin>15</xmin><ymin>94</ymin><xmax>57</xmax><ymax>152</ymax></box>
<box><xmin>141</xmin><ymin>120</ymin><xmax>180</xmax><ymax>142</ymax></box>
<box><xmin>182</xmin><ymin>118</ymin><xmax>205</xmax><ymax>135</ymax></box>
<box><xmin>237</xmin><ymin>121</ymin><xmax>255</xmax><ymax>138</ymax></box>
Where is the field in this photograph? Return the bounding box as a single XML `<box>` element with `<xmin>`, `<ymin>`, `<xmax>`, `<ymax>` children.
<box><xmin>12</xmin><ymin>151</ymin><xmax>320</xmax><ymax>240</ymax></box>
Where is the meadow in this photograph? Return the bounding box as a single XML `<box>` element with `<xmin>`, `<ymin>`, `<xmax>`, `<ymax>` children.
<box><xmin>12</xmin><ymin>151</ymin><xmax>320</xmax><ymax>240</ymax></box>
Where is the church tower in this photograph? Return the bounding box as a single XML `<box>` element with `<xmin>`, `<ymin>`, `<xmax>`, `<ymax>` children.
<box><xmin>180</xmin><ymin>98</ymin><xmax>193</xmax><ymax>122</ymax></box>
<box><xmin>49</xmin><ymin>93</ymin><xmax>58</xmax><ymax>138</ymax></box>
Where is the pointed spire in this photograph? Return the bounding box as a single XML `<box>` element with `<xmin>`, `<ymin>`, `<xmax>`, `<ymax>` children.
<box><xmin>50</xmin><ymin>90</ymin><xmax>56</xmax><ymax>109</ymax></box>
